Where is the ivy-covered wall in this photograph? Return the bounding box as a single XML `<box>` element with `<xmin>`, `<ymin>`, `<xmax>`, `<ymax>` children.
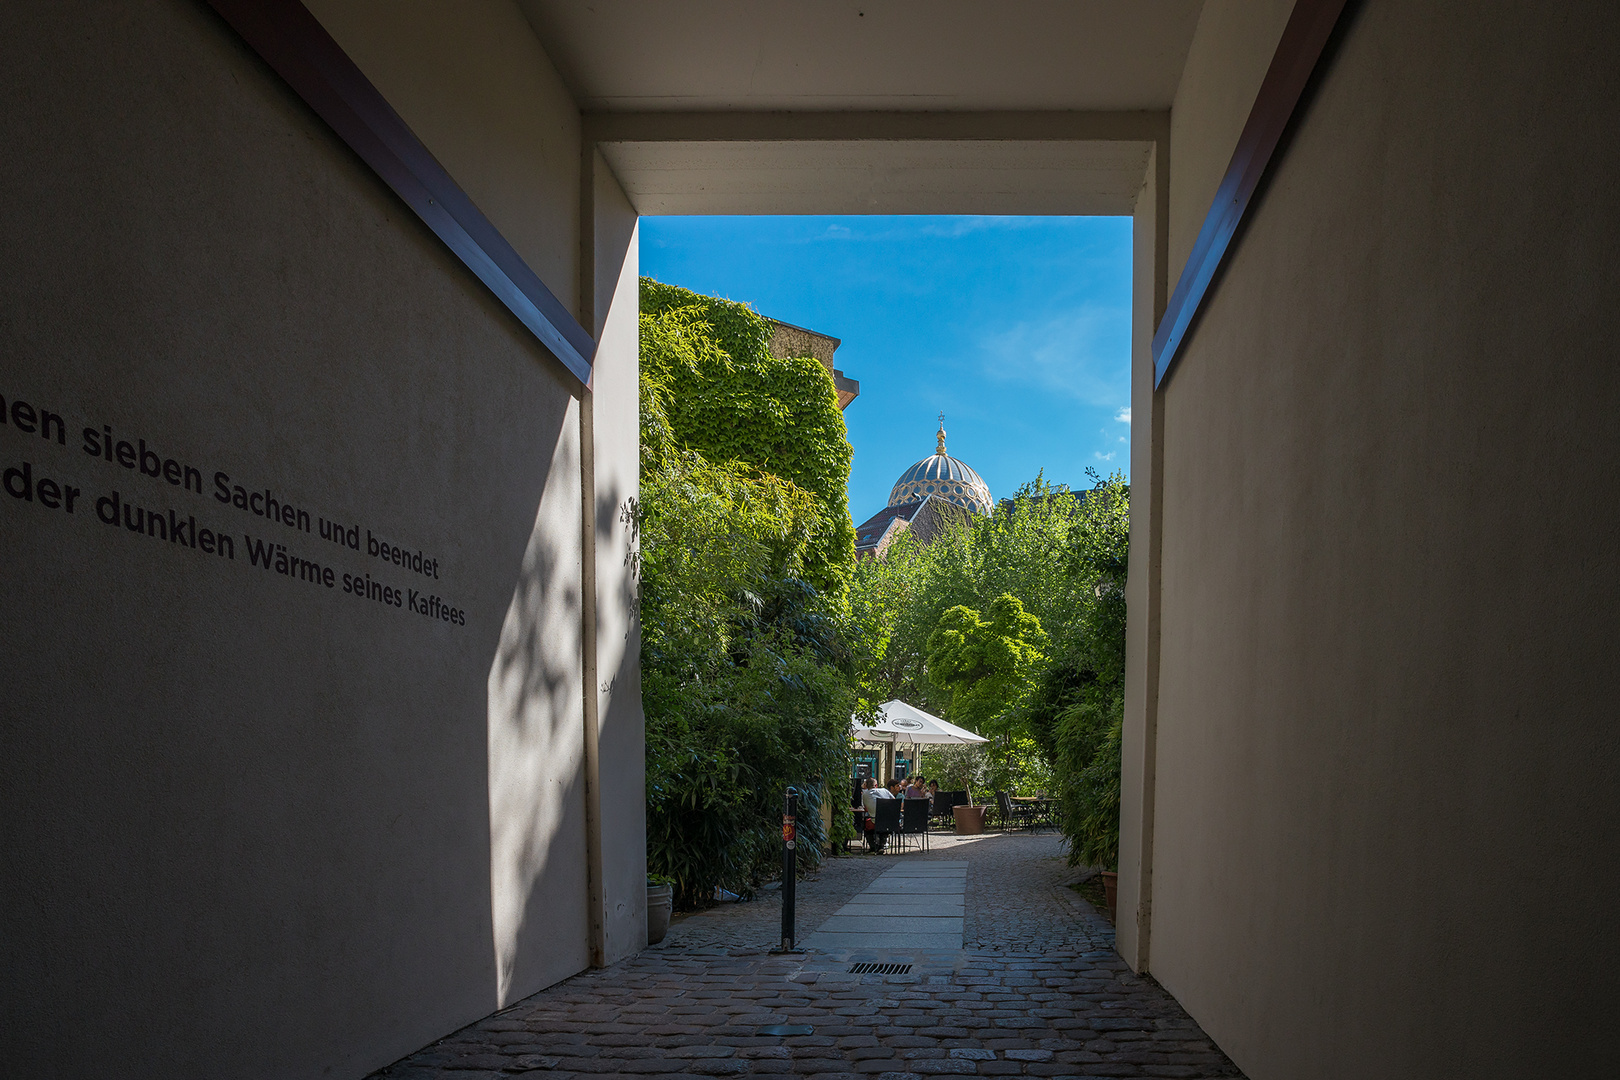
<box><xmin>640</xmin><ymin>278</ymin><xmax>856</xmax><ymax>590</ymax></box>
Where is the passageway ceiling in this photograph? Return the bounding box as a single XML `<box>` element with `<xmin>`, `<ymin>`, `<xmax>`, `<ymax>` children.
<box><xmin>590</xmin><ymin>138</ymin><xmax>1154</xmax><ymax>216</ymax></box>
<box><xmin>520</xmin><ymin>0</ymin><xmax>1204</xmax><ymax>216</ymax></box>
<box><xmin>519</xmin><ymin>1</ymin><xmax>1203</xmax><ymax>111</ymax></box>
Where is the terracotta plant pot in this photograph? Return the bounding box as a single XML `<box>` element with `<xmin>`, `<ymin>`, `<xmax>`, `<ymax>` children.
<box><xmin>952</xmin><ymin>804</ymin><xmax>986</xmax><ymax>835</ymax></box>
<box><xmin>1100</xmin><ymin>871</ymin><xmax>1118</xmax><ymax>917</ymax></box>
<box><xmin>647</xmin><ymin>883</ymin><xmax>673</xmax><ymax>945</ymax></box>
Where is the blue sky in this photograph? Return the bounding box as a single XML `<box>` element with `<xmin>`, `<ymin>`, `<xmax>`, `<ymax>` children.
<box><xmin>639</xmin><ymin>215</ymin><xmax>1132</xmax><ymax>523</ymax></box>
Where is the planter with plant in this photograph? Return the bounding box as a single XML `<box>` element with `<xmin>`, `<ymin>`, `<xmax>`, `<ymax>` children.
<box><xmin>646</xmin><ymin>874</ymin><xmax>675</xmax><ymax>945</ymax></box>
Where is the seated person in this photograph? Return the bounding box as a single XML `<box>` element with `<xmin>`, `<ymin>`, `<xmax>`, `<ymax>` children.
<box><xmin>904</xmin><ymin>776</ymin><xmax>927</xmax><ymax>799</ymax></box>
<box><xmin>863</xmin><ymin>777</ymin><xmax>896</xmax><ymax>817</ymax></box>
<box><xmin>862</xmin><ymin>780</ymin><xmax>902</xmax><ymax>851</ymax></box>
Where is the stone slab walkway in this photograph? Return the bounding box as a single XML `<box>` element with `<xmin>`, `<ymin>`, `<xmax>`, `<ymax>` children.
<box><xmin>370</xmin><ymin>833</ymin><xmax>1246</xmax><ymax>1080</ymax></box>
<box><xmin>804</xmin><ymin>862</ymin><xmax>968</xmax><ymax>952</ymax></box>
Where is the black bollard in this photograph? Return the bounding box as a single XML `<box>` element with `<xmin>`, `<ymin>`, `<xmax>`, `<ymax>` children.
<box><xmin>781</xmin><ymin>787</ymin><xmax>798</xmax><ymax>951</ymax></box>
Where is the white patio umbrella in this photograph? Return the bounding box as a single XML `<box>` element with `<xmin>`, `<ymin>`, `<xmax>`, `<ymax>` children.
<box><xmin>852</xmin><ymin>701</ymin><xmax>988</xmax><ymax>845</ymax></box>
<box><xmin>851</xmin><ymin>699</ymin><xmax>987</xmax><ymax>747</ymax></box>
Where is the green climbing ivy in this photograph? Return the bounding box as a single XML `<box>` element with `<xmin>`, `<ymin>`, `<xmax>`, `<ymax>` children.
<box><xmin>641</xmin><ymin>278</ymin><xmax>856</xmax><ymax>593</ymax></box>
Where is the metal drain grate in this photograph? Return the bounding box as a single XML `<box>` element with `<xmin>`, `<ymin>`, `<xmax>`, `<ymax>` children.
<box><xmin>848</xmin><ymin>962</ymin><xmax>912</xmax><ymax>975</ymax></box>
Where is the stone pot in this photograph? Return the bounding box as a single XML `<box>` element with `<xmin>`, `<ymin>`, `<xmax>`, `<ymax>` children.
<box><xmin>647</xmin><ymin>882</ymin><xmax>673</xmax><ymax>945</ymax></box>
<box><xmin>1100</xmin><ymin>871</ymin><xmax>1118</xmax><ymax>917</ymax></box>
<box><xmin>952</xmin><ymin>804</ymin><xmax>987</xmax><ymax>835</ymax></box>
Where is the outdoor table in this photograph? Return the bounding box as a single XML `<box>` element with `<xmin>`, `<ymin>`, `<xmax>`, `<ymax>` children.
<box><xmin>1011</xmin><ymin>796</ymin><xmax>1055</xmax><ymax>828</ymax></box>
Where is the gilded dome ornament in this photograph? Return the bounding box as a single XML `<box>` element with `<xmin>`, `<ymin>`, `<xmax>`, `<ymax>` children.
<box><xmin>886</xmin><ymin>414</ymin><xmax>993</xmax><ymax>514</ymax></box>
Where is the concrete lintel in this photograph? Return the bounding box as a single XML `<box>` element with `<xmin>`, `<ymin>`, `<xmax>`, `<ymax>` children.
<box><xmin>584</xmin><ymin>109</ymin><xmax>1169</xmax><ymax>147</ymax></box>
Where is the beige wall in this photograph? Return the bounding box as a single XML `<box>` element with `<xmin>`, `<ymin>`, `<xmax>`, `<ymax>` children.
<box><xmin>1166</xmin><ymin>0</ymin><xmax>1294</xmax><ymax>289</ymax></box>
<box><xmin>587</xmin><ymin>150</ymin><xmax>648</xmax><ymax>965</ymax></box>
<box><xmin>769</xmin><ymin>321</ymin><xmax>840</xmax><ymax>369</ymax></box>
<box><xmin>1118</xmin><ymin>141</ymin><xmax>1165</xmax><ymax>972</ymax></box>
<box><xmin>0</xmin><ymin>0</ymin><xmax>638</xmax><ymax>1075</ymax></box>
<box><xmin>305</xmin><ymin>0</ymin><xmax>582</xmax><ymax>311</ymax></box>
<box><xmin>1146</xmin><ymin>1</ymin><xmax>1620</xmax><ymax>1075</ymax></box>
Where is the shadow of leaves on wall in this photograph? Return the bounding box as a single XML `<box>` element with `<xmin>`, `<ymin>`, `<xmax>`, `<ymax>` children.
<box><xmin>486</xmin><ymin>408</ymin><xmax>587</xmax><ymax>1008</ymax></box>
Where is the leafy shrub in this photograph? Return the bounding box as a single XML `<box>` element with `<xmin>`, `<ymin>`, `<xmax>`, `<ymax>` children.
<box><xmin>643</xmin><ymin>612</ymin><xmax>850</xmax><ymax>905</ymax></box>
<box><xmin>1029</xmin><ymin>479</ymin><xmax>1128</xmax><ymax>868</ymax></box>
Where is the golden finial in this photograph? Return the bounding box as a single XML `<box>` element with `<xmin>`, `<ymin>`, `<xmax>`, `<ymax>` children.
<box><xmin>936</xmin><ymin>412</ymin><xmax>947</xmax><ymax>455</ymax></box>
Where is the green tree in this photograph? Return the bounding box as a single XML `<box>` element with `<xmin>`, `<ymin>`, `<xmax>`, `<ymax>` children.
<box><xmin>848</xmin><ymin>471</ymin><xmax>1129</xmax><ymax>863</ymax></box>
<box><xmin>925</xmin><ymin>594</ymin><xmax>1048</xmax><ymax>737</ymax></box>
<box><xmin>845</xmin><ymin>528</ymin><xmax>944</xmax><ymax>716</ymax></box>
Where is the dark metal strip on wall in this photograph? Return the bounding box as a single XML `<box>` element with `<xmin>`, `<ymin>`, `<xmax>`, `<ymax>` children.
<box><xmin>204</xmin><ymin>0</ymin><xmax>597</xmax><ymax>389</ymax></box>
<box><xmin>1152</xmin><ymin>0</ymin><xmax>1352</xmax><ymax>388</ymax></box>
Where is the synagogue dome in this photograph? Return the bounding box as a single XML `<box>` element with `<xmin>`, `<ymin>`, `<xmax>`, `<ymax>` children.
<box><xmin>887</xmin><ymin>417</ymin><xmax>993</xmax><ymax>514</ymax></box>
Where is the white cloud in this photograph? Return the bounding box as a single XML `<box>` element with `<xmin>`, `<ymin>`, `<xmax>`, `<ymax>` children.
<box><xmin>919</xmin><ymin>216</ymin><xmax>1045</xmax><ymax>239</ymax></box>
<box><xmin>800</xmin><ymin>216</ymin><xmax>1052</xmax><ymax>245</ymax></box>
<box><xmin>975</xmin><ymin>303</ymin><xmax>1130</xmax><ymax>408</ymax></box>
<box><xmin>1094</xmin><ymin>451</ymin><xmax>1116</xmax><ymax>461</ymax></box>
<box><xmin>1115</xmin><ymin>407</ymin><xmax>1131</xmax><ymax>424</ymax></box>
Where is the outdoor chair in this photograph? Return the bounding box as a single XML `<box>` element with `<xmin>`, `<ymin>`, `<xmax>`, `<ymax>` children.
<box><xmin>933</xmin><ymin>793</ymin><xmax>965</xmax><ymax>835</ymax></box>
<box><xmin>849</xmin><ymin>807</ymin><xmax>868</xmax><ymax>853</ymax></box>
<box><xmin>899</xmin><ymin>798</ymin><xmax>931</xmax><ymax>851</ymax></box>
<box><xmin>995</xmin><ymin>790</ymin><xmax>1039</xmax><ymax>832</ymax></box>
<box><xmin>871</xmin><ymin>797</ymin><xmax>903</xmax><ymax>853</ymax></box>
<box><xmin>932</xmin><ymin>790</ymin><xmax>970</xmax><ymax>831</ymax></box>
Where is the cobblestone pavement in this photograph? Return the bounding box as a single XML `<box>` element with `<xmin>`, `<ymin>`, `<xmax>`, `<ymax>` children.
<box><xmin>371</xmin><ymin>832</ymin><xmax>1246</xmax><ymax>1080</ymax></box>
<box><xmin>954</xmin><ymin>835</ymin><xmax>1103</xmax><ymax>953</ymax></box>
